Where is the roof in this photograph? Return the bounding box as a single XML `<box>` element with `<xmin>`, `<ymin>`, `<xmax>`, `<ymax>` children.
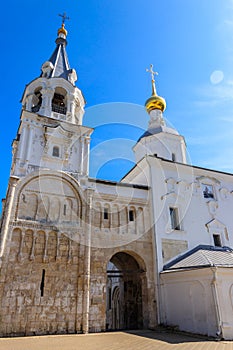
<box><xmin>47</xmin><ymin>37</ymin><xmax>72</xmax><ymax>80</ymax></box>
<box><xmin>137</xmin><ymin>125</ymin><xmax>179</xmax><ymax>142</ymax></box>
<box><xmin>89</xmin><ymin>177</ymin><xmax>149</xmax><ymax>190</ymax></box>
<box><xmin>163</xmin><ymin>245</ymin><xmax>233</xmax><ymax>271</ymax></box>
<box><xmin>121</xmin><ymin>154</ymin><xmax>233</xmax><ymax>184</ymax></box>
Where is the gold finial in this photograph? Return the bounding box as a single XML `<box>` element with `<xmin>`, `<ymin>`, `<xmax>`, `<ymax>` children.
<box><xmin>145</xmin><ymin>64</ymin><xmax>166</xmax><ymax>113</ymax></box>
<box><xmin>146</xmin><ymin>64</ymin><xmax>158</xmax><ymax>96</ymax></box>
<box><xmin>57</xmin><ymin>12</ymin><xmax>70</xmax><ymax>37</ymax></box>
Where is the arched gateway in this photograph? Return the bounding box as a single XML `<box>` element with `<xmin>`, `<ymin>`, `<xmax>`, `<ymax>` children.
<box><xmin>106</xmin><ymin>252</ymin><xmax>148</xmax><ymax>330</ymax></box>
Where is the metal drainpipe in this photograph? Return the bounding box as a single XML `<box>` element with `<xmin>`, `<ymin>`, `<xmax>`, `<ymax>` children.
<box><xmin>211</xmin><ymin>267</ymin><xmax>223</xmax><ymax>339</ymax></box>
<box><xmin>82</xmin><ymin>188</ymin><xmax>93</xmax><ymax>334</ymax></box>
<box><xmin>146</xmin><ymin>156</ymin><xmax>161</xmax><ymax>326</ymax></box>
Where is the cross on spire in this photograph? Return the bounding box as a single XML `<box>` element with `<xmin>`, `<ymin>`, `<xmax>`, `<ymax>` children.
<box><xmin>146</xmin><ymin>64</ymin><xmax>158</xmax><ymax>82</ymax></box>
<box><xmin>59</xmin><ymin>12</ymin><xmax>70</xmax><ymax>25</ymax></box>
<box><xmin>146</xmin><ymin>64</ymin><xmax>158</xmax><ymax>96</ymax></box>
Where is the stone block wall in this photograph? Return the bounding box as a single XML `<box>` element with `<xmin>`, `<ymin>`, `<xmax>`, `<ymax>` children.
<box><xmin>0</xmin><ymin>227</ymin><xmax>84</xmax><ymax>336</ymax></box>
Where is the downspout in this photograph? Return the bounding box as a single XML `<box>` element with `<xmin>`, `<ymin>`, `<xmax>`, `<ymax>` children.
<box><xmin>146</xmin><ymin>156</ymin><xmax>161</xmax><ymax>326</ymax></box>
<box><xmin>82</xmin><ymin>188</ymin><xmax>93</xmax><ymax>334</ymax></box>
<box><xmin>211</xmin><ymin>267</ymin><xmax>222</xmax><ymax>339</ymax></box>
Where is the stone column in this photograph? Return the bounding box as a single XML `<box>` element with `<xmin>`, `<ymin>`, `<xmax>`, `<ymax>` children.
<box><xmin>0</xmin><ymin>176</ymin><xmax>19</xmax><ymax>263</ymax></box>
<box><xmin>25</xmin><ymin>127</ymin><xmax>34</xmax><ymax>162</ymax></box>
<box><xmin>82</xmin><ymin>188</ymin><xmax>93</xmax><ymax>334</ymax></box>
<box><xmin>17</xmin><ymin>125</ymin><xmax>28</xmax><ymax>162</ymax></box>
<box><xmin>25</xmin><ymin>94</ymin><xmax>34</xmax><ymax>111</ymax></box>
<box><xmin>40</xmin><ymin>88</ymin><xmax>53</xmax><ymax>116</ymax></box>
<box><xmin>80</xmin><ymin>136</ymin><xmax>85</xmax><ymax>175</ymax></box>
<box><xmin>17</xmin><ymin>229</ymin><xmax>25</xmax><ymax>262</ymax></box>
<box><xmin>83</xmin><ymin>136</ymin><xmax>91</xmax><ymax>176</ymax></box>
<box><xmin>67</xmin><ymin>94</ymin><xmax>75</xmax><ymax>122</ymax></box>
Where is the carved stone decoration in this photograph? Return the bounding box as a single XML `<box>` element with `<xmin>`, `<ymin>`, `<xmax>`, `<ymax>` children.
<box><xmin>192</xmin><ymin>181</ymin><xmax>201</xmax><ymax>196</ymax></box>
<box><xmin>219</xmin><ymin>187</ymin><xmax>230</xmax><ymax>200</ymax></box>
<box><xmin>176</xmin><ymin>180</ymin><xmax>191</xmax><ymax>199</ymax></box>
<box><xmin>207</xmin><ymin>200</ymin><xmax>218</xmax><ymax>217</ymax></box>
<box><xmin>196</xmin><ymin>175</ymin><xmax>220</xmax><ymax>185</ymax></box>
<box><xmin>165</xmin><ymin>178</ymin><xmax>177</xmax><ymax>193</ymax></box>
<box><xmin>206</xmin><ymin>218</ymin><xmax>229</xmax><ymax>244</ymax></box>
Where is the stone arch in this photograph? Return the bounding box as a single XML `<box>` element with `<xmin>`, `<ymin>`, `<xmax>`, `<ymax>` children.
<box><xmin>59</xmin><ymin>234</ymin><xmax>69</xmax><ymax>260</ymax></box>
<box><xmin>103</xmin><ymin>203</ymin><xmax>111</xmax><ymax>229</ymax></box>
<box><xmin>18</xmin><ymin>193</ymin><xmax>38</xmax><ymax>221</ymax></box>
<box><xmin>47</xmin><ymin>231</ymin><xmax>57</xmax><ymax>262</ymax></box>
<box><xmin>106</xmin><ymin>251</ymin><xmax>147</xmax><ymax>330</ymax></box>
<box><xmin>34</xmin><ymin>230</ymin><xmax>46</xmax><ymax>262</ymax></box>
<box><xmin>52</xmin><ymin>87</ymin><xmax>67</xmax><ymax>115</ymax></box>
<box><xmin>36</xmin><ymin>195</ymin><xmax>49</xmax><ymax>222</ymax></box>
<box><xmin>137</xmin><ymin>207</ymin><xmax>144</xmax><ymax>235</ymax></box>
<box><xmin>112</xmin><ymin>286</ymin><xmax>121</xmax><ymax>329</ymax></box>
<box><xmin>31</xmin><ymin>87</ymin><xmax>42</xmax><ymax>113</ymax></box>
<box><xmin>128</xmin><ymin>205</ymin><xmax>136</xmax><ymax>221</ymax></box>
<box><xmin>9</xmin><ymin>228</ymin><xmax>22</xmax><ymax>261</ymax></box>
<box><xmin>62</xmin><ymin>198</ymin><xmax>73</xmax><ymax>222</ymax></box>
<box><xmin>93</xmin><ymin>202</ymin><xmax>101</xmax><ymax>228</ymax></box>
<box><xmin>15</xmin><ymin>171</ymin><xmax>84</xmax><ymax>224</ymax></box>
<box><xmin>23</xmin><ymin>229</ymin><xmax>34</xmax><ymax>258</ymax></box>
<box><xmin>128</xmin><ymin>205</ymin><xmax>136</xmax><ymax>234</ymax></box>
<box><xmin>119</xmin><ymin>205</ymin><xmax>128</xmax><ymax>230</ymax></box>
<box><xmin>112</xmin><ymin>204</ymin><xmax>120</xmax><ymax>229</ymax></box>
<box><xmin>48</xmin><ymin>196</ymin><xmax>60</xmax><ymax>223</ymax></box>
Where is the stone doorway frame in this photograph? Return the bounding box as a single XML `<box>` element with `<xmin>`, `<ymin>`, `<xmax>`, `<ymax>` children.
<box><xmin>106</xmin><ymin>251</ymin><xmax>149</xmax><ymax>331</ymax></box>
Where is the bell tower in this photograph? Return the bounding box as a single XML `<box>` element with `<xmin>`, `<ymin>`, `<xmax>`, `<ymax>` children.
<box><xmin>11</xmin><ymin>17</ymin><xmax>93</xmax><ymax>178</ymax></box>
<box><xmin>133</xmin><ymin>64</ymin><xmax>187</xmax><ymax>164</ymax></box>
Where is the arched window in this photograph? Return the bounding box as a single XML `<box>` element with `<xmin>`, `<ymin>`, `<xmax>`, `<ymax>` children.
<box><xmin>31</xmin><ymin>87</ymin><xmax>42</xmax><ymax>113</ymax></box>
<box><xmin>52</xmin><ymin>88</ymin><xmax>67</xmax><ymax>115</ymax></box>
<box><xmin>52</xmin><ymin>146</ymin><xmax>60</xmax><ymax>157</ymax></box>
<box><xmin>129</xmin><ymin>207</ymin><xmax>136</xmax><ymax>222</ymax></box>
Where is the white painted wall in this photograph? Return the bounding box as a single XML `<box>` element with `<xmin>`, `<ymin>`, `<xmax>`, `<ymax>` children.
<box><xmin>145</xmin><ymin>156</ymin><xmax>233</xmax><ymax>272</ymax></box>
<box><xmin>160</xmin><ymin>268</ymin><xmax>218</xmax><ymax>337</ymax></box>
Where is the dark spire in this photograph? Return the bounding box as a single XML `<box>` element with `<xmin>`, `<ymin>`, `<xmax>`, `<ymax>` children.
<box><xmin>41</xmin><ymin>15</ymin><xmax>77</xmax><ymax>83</ymax></box>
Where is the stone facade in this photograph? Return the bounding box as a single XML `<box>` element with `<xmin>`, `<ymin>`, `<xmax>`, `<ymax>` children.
<box><xmin>1</xmin><ymin>21</ymin><xmax>233</xmax><ymax>339</ymax></box>
<box><xmin>0</xmin><ymin>170</ymin><xmax>156</xmax><ymax>336</ymax></box>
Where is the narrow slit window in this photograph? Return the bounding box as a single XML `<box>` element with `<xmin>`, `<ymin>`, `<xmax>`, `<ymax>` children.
<box><xmin>63</xmin><ymin>204</ymin><xmax>67</xmax><ymax>216</ymax></box>
<box><xmin>172</xmin><ymin>153</ymin><xmax>176</xmax><ymax>162</ymax></box>
<box><xmin>104</xmin><ymin>208</ymin><xmax>109</xmax><ymax>220</ymax></box>
<box><xmin>213</xmin><ymin>234</ymin><xmax>222</xmax><ymax>247</ymax></box>
<box><xmin>169</xmin><ymin>207</ymin><xmax>180</xmax><ymax>230</ymax></box>
<box><xmin>40</xmin><ymin>269</ymin><xmax>45</xmax><ymax>297</ymax></box>
<box><xmin>52</xmin><ymin>146</ymin><xmax>60</xmax><ymax>157</ymax></box>
<box><xmin>129</xmin><ymin>210</ymin><xmax>135</xmax><ymax>222</ymax></box>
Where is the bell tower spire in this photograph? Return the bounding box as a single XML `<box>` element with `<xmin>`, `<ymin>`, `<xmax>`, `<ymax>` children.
<box><xmin>11</xmin><ymin>18</ymin><xmax>93</xmax><ymax>179</ymax></box>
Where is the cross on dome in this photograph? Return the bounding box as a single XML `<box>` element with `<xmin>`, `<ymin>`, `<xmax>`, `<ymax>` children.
<box><xmin>145</xmin><ymin>63</ymin><xmax>166</xmax><ymax>113</ymax></box>
<box><xmin>146</xmin><ymin>64</ymin><xmax>158</xmax><ymax>83</ymax></box>
<box><xmin>59</xmin><ymin>12</ymin><xmax>70</xmax><ymax>25</ymax></box>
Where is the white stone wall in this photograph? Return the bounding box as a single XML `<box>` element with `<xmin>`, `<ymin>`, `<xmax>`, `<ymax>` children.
<box><xmin>160</xmin><ymin>268</ymin><xmax>218</xmax><ymax>337</ymax></box>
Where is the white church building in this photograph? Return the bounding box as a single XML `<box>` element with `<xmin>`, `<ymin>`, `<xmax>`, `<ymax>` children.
<box><xmin>1</xmin><ymin>21</ymin><xmax>233</xmax><ymax>339</ymax></box>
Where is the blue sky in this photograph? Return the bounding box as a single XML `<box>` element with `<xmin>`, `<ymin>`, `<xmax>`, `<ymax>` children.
<box><xmin>1</xmin><ymin>0</ymin><xmax>233</xmax><ymax>201</ymax></box>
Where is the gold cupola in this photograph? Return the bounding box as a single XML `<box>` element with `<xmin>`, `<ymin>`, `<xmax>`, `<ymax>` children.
<box><xmin>58</xmin><ymin>23</ymin><xmax>68</xmax><ymax>38</ymax></box>
<box><xmin>57</xmin><ymin>13</ymin><xmax>70</xmax><ymax>38</ymax></box>
<box><xmin>145</xmin><ymin>64</ymin><xmax>166</xmax><ymax>113</ymax></box>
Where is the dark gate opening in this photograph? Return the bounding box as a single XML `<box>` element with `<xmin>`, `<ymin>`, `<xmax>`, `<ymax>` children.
<box><xmin>106</xmin><ymin>252</ymin><xmax>144</xmax><ymax>331</ymax></box>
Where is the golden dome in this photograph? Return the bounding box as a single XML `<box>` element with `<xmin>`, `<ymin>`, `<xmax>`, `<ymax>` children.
<box><xmin>145</xmin><ymin>94</ymin><xmax>166</xmax><ymax>113</ymax></box>
<box><xmin>58</xmin><ymin>23</ymin><xmax>67</xmax><ymax>37</ymax></box>
<box><xmin>145</xmin><ymin>64</ymin><xmax>166</xmax><ymax>113</ymax></box>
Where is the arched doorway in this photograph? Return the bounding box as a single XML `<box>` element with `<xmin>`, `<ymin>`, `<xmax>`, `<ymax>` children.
<box><xmin>106</xmin><ymin>252</ymin><xmax>145</xmax><ymax>330</ymax></box>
